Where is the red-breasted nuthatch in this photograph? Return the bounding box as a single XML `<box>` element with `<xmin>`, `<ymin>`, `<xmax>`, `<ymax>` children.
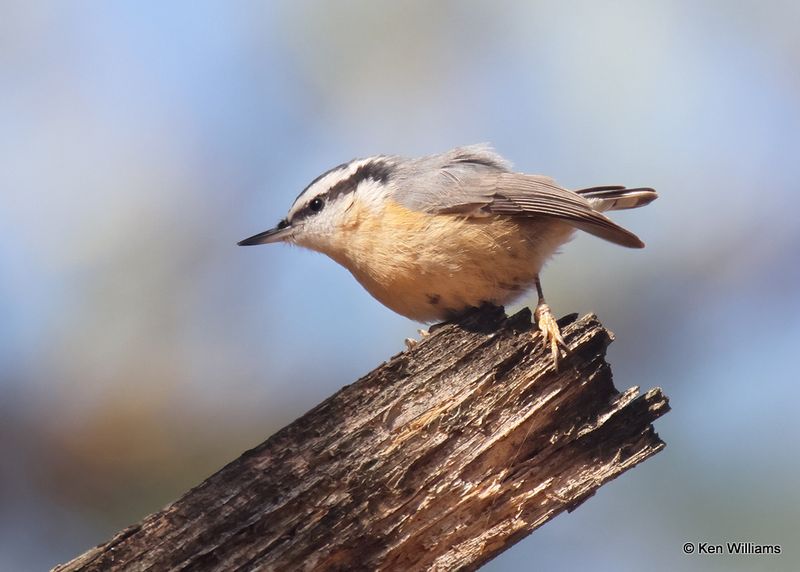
<box><xmin>239</xmin><ymin>145</ymin><xmax>656</xmax><ymax>366</ymax></box>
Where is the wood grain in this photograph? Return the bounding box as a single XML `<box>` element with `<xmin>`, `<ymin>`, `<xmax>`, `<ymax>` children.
<box><xmin>54</xmin><ymin>307</ymin><xmax>669</xmax><ymax>572</ymax></box>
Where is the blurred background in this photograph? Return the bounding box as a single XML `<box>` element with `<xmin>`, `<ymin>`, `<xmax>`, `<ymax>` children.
<box><xmin>1</xmin><ymin>1</ymin><xmax>799</xmax><ymax>570</ymax></box>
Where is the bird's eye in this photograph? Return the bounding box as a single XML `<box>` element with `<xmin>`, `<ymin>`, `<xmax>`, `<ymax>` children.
<box><xmin>309</xmin><ymin>197</ymin><xmax>324</xmax><ymax>212</ymax></box>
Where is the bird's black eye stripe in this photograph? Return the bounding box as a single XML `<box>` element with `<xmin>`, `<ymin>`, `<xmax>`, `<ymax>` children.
<box><xmin>309</xmin><ymin>197</ymin><xmax>324</xmax><ymax>212</ymax></box>
<box><xmin>291</xmin><ymin>159</ymin><xmax>393</xmax><ymax>224</ymax></box>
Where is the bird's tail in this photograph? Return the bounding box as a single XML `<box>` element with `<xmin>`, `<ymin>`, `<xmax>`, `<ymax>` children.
<box><xmin>576</xmin><ymin>185</ymin><xmax>658</xmax><ymax>212</ymax></box>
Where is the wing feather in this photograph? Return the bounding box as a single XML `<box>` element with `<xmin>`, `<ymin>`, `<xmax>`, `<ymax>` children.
<box><xmin>488</xmin><ymin>173</ymin><xmax>645</xmax><ymax>247</ymax></box>
<box><xmin>391</xmin><ymin>147</ymin><xmax>646</xmax><ymax>248</ymax></box>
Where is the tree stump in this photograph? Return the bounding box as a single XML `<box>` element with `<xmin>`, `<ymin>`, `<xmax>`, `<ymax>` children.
<box><xmin>54</xmin><ymin>307</ymin><xmax>670</xmax><ymax>572</ymax></box>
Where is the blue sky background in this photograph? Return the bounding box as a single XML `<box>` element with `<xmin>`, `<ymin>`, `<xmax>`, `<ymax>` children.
<box><xmin>1</xmin><ymin>1</ymin><xmax>799</xmax><ymax>570</ymax></box>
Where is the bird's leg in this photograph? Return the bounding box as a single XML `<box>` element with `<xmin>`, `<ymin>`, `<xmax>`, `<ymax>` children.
<box><xmin>533</xmin><ymin>276</ymin><xmax>568</xmax><ymax>368</ymax></box>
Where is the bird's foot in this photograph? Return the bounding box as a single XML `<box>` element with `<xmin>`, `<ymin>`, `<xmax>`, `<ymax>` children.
<box><xmin>404</xmin><ymin>328</ymin><xmax>430</xmax><ymax>350</ymax></box>
<box><xmin>534</xmin><ymin>303</ymin><xmax>569</xmax><ymax>369</ymax></box>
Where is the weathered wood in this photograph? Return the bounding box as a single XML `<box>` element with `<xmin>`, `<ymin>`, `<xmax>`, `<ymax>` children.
<box><xmin>54</xmin><ymin>307</ymin><xmax>669</xmax><ymax>572</ymax></box>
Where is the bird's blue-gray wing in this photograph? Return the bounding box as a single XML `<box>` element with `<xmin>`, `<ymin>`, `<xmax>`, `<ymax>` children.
<box><xmin>392</xmin><ymin>146</ymin><xmax>644</xmax><ymax>248</ymax></box>
<box><xmin>489</xmin><ymin>173</ymin><xmax>645</xmax><ymax>247</ymax></box>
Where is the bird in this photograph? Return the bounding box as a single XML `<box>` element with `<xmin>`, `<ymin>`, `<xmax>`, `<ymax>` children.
<box><xmin>239</xmin><ymin>144</ymin><xmax>656</xmax><ymax>367</ymax></box>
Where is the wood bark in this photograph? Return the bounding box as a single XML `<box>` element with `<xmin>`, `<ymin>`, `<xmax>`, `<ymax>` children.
<box><xmin>54</xmin><ymin>307</ymin><xmax>670</xmax><ymax>572</ymax></box>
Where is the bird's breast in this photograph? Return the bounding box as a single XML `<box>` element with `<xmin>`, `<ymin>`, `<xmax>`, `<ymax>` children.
<box><xmin>325</xmin><ymin>198</ymin><xmax>574</xmax><ymax>322</ymax></box>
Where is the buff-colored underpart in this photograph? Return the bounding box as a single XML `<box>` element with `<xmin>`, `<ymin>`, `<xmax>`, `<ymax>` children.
<box><xmin>315</xmin><ymin>198</ymin><xmax>575</xmax><ymax>322</ymax></box>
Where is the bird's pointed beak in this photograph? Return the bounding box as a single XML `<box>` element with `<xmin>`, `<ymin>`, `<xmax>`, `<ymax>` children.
<box><xmin>238</xmin><ymin>219</ymin><xmax>292</xmax><ymax>246</ymax></box>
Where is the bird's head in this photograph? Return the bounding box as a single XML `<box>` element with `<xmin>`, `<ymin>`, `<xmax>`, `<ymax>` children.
<box><xmin>238</xmin><ymin>156</ymin><xmax>396</xmax><ymax>254</ymax></box>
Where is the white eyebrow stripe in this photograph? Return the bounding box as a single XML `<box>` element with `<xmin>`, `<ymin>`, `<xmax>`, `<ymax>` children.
<box><xmin>287</xmin><ymin>158</ymin><xmax>381</xmax><ymax>219</ymax></box>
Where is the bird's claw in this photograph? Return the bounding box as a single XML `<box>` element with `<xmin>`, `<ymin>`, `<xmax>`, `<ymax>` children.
<box><xmin>405</xmin><ymin>329</ymin><xmax>430</xmax><ymax>350</ymax></box>
<box><xmin>534</xmin><ymin>303</ymin><xmax>569</xmax><ymax>369</ymax></box>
